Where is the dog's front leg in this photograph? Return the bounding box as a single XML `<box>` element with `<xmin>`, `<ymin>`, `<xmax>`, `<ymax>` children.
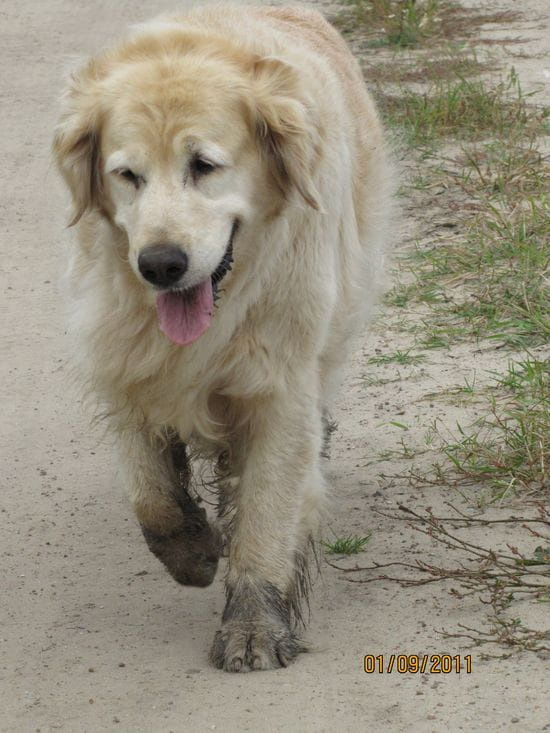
<box><xmin>119</xmin><ymin>429</ymin><xmax>222</xmax><ymax>587</ymax></box>
<box><xmin>210</xmin><ymin>388</ymin><xmax>323</xmax><ymax>671</ymax></box>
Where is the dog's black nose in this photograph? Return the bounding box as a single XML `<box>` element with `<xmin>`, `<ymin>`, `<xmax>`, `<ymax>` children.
<box><xmin>138</xmin><ymin>245</ymin><xmax>188</xmax><ymax>288</ymax></box>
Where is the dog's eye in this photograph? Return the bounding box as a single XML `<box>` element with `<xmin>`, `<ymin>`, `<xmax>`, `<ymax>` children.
<box><xmin>117</xmin><ymin>168</ymin><xmax>142</xmax><ymax>188</ymax></box>
<box><xmin>191</xmin><ymin>157</ymin><xmax>216</xmax><ymax>178</ymax></box>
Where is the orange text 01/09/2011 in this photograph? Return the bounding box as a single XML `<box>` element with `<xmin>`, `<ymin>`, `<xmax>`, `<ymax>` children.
<box><xmin>363</xmin><ymin>654</ymin><xmax>473</xmax><ymax>674</ymax></box>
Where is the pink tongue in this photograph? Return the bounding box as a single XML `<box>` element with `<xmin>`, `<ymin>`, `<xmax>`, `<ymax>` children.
<box><xmin>155</xmin><ymin>281</ymin><xmax>214</xmax><ymax>345</ymax></box>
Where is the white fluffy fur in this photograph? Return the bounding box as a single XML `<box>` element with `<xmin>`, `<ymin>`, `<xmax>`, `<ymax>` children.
<box><xmin>54</xmin><ymin>5</ymin><xmax>393</xmax><ymax>671</ymax></box>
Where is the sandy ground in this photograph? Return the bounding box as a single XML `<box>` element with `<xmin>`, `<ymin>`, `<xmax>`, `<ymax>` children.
<box><xmin>1</xmin><ymin>1</ymin><xmax>548</xmax><ymax>731</ymax></box>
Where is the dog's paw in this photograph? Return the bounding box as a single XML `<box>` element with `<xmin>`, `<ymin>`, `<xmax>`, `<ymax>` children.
<box><xmin>141</xmin><ymin>511</ymin><xmax>222</xmax><ymax>587</ymax></box>
<box><xmin>210</xmin><ymin>620</ymin><xmax>305</xmax><ymax>672</ymax></box>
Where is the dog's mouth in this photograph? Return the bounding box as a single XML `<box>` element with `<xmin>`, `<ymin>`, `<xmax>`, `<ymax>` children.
<box><xmin>155</xmin><ymin>220</ymin><xmax>239</xmax><ymax>346</ymax></box>
<box><xmin>211</xmin><ymin>222</ymin><xmax>237</xmax><ymax>297</ymax></box>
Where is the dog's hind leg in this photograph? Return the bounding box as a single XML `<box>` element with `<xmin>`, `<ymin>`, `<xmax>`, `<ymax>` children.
<box><xmin>119</xmin><ymin>429</ymin><xmax>222</xmax><ymax>587</ymax></box>
<box><xmin>210</xmin><ymin>384</ymin><xmax>325</xmax><ymax>671</ymax></box>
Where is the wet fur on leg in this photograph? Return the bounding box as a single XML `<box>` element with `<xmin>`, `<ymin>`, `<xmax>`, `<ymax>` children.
<box><xmin>289</xmin><ymin>536</ymin><xmax>320</xmax><ymax>627</ymax></box>
<box><xmin>210</xmin><ymin>580</ymin><xmax>307</xmax><ymax>672</ymax></box>
<box><xmin>141</xmin><ymin>435</ymin><xmax>223</xmax><ymax>587</ymax></box>
<box><xmin>321</xmin><ymin>411</ymin><xmax>338</xmax><ymax>459</ymax></box>
<box><xmin>211</xmin><ymin>450</ymin><xmax>319</xmax><ymax>627</ymax></box>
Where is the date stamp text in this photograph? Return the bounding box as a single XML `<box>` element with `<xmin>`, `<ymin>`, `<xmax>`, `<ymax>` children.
<box><xmin>364</xmin><ymin>654</ymin><xmax>472</xmax><ymax>674</ymax></box>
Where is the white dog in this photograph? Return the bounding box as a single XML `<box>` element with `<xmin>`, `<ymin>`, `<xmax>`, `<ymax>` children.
<box><xmin>54</xmin><ymin>4</ymin><xmax>392</xmax><ymax>671</ymax></box>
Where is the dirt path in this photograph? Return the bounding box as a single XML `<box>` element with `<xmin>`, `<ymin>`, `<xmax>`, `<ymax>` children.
<box><xmin>1</xmin><ymin>1</ymin><xmax>548</xmax><ymax>731</ymax></box>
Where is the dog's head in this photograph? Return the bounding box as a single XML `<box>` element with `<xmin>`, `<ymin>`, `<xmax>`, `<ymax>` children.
<box><xmin>53</xmin><ymin>30</ymin><xmax>320</xmax><ymax>345</ymax></box>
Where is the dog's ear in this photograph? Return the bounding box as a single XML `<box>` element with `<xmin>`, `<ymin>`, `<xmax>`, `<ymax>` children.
<box><xmin>251</xmin><ymin>56</ymin><xmax>321</xmax><ymax>210</ymax></box>
<box><xmin>53</xmin><ymin>72</ymin><xmax>104</xmax><ymax>226</ymax></box>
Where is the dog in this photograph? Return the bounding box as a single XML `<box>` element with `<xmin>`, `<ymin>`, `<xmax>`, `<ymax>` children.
<box><xmin>53</xmin><ymin>4</ymin><xmax>392</xmax><ymax>672</ymax></box>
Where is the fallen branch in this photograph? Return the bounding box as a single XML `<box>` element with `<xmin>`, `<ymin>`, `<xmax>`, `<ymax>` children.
<box><xmin>327</xmin><ymin>503</ymin><xmax>550</xmax><ymax>654</ymax></box>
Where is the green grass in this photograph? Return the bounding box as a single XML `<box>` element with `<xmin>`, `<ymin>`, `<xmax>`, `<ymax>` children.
<box><xmin>338</xmin><ymin>0</ymin><xmax>445</xmax><ymax>48</ymax></box>
<box><xmin>416</xmin><ymin>325</ymin><xmax>470</xmax><ymax>349</ymax></box>
<box><xmin>368</xmin><ymin>349</ymin><xmax>426</xmax><ymax>365</ymax></box>
<box><xmin>385</xmin><ymin>283</ymin><xmax>444</xmax><ymax>308</ymax></box>
<box><xmin>456</xmin><ymin>135</ymin><xmax>550</xmax><ymax>199</ymax></box>
<box><xmin>378</xmin><ymin>62</ymin><xmax>549</xmax><ymax>494</ymax></box>
<box><xmin>379</xmin><ymin>69</ymin><xmax>546</xmax><ymax>146</ymax></box>
<box><xmin>357</xmin><ymin>373</ymin><xmax>404</xmax><ymax>387</ymax></box>
<box><xmin>378</xmin><ymin>437</ymin><xmax>418</xmax><ymax>460</ymax></box>
<box><xmin>324</xmin><ymin>534</ymin><xmax>371</xmax><ymax>555</ymax></box>
<box><xmin>380</xmin><ymin>67</ymin><xmax>548</xmax><ymax>345</ymax></box>
<box><xmin>386</xmin><ymin>98</ymin><xmax>549</xmax><ymax>348</ymax></box>
<box><xmin>432</xmin><ymin>359</ymin><xmax>549</xmax><ymax>497</ymax></box>
<box><xmin>361</xmin><ymin>51</ymin><xmax>487</xmax><ymax>86</ymax></box>
<box><xmin>334</xmin><ymin>0</ymin><xmax>519</xmax><ymax>49</ymax></box>
<box><xmin>519</xmin><ymin>545</ymin><xmax>550</xmax><ymax>567</ymax></box>
<box><xmin>420</xmin><ymin>375</ymin><xmax>479</xmax><ymax>404</ymax></box>
<box><xmin>349</xmin><ymin>5</ymin><xmax>548</xmax><ymax>652</ymax></box>
<box><xmin>403</xmin><ymin>195</ymin><xmax>549</xmax><ymax>348</ymax></box>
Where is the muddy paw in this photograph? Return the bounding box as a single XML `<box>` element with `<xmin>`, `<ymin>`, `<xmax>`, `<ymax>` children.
<box><xmin>209</xmin><ymin>580</ymin><xmax>306</xmax><ymax>671</ymax></box>
<box><xmin>210</xmin><ymin>619</ymin><xmax>304</xmax><ymax>672</ymax></box>
<box><xmin>141</xmin><ymin>502</ymin><xmax>223</xmax><ymax>587</ymax></box>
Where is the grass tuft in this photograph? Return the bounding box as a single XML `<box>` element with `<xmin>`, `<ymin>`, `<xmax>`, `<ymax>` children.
<box><xmin>387</xmin><ymin>83</ymin><xmax>549</xmax><ymax>348</ymax></box>
<box><xmin>368</xmin><ymin>349</ymin><xmax>426</xmax><ymax>365</ymax></box>
<box><xmin>340</xmin><ymin>0</ymin><xmax>445</xmax><ymax>48</ymax></box>
<box><xmin>324</xmin><ymin>534</ymin><xmax>371</xmax><ymax>555</ymax></box>
<box><xmin>334</xmin><ymin>0</ymin><xmax>520</xmax><ymax>49</ymax></box>
<box><xmin>400</xmin><ymin>192</ymin><xmax>550</xmax><ymax>348</ymax></box>
<box><xmin>434</xmin><ymin>359</ymin><xmax>549</xmax><ymax>497</ymax></box>
<box><xmin>379</xmin><ymin>69</ymin><xmax>547</xmax><ymax>146</ymax></box>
